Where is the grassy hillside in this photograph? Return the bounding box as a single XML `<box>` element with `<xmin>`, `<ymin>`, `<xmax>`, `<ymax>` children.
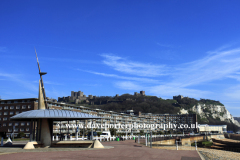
<box><xmin>87</xmin><ymin>94</ymin><xmax>180</xmax><ymax>114</ymax></box>
<box><xmin>75</xmin><ymin>94</ymin><xmax>239</xmax><ymax>132</ymax></box>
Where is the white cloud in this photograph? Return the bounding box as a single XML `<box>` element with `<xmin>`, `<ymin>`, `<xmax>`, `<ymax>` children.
<box><xmin>33</xmin><ymin>80</ymin><xmax>63</xmax><ymax>85</ymax></box>
<box><xmin>174</xmin><ymin>48</ymin><xmax>240</xmax><ymax>87</ymax></box>
<box><xmin>148</xmin><ymin>85</ymin><xmax>211</xmax><ymax>99</ymax></box>
<box><xmin>224</xmin><ymin>85</ymin><xmax>240</xmax><ymax>101</ymax></box>
<box><xmin>100</xmin><ymin>54</ymin><xmax>168</xmax><ymax>77</ymax></box>
<box><xmin>0</xmin><ymin>72</ymin><xmax>38</xmax><ymax>92</ymax></box>
<box><xmin>80</xmin><ymin>70</ymin><xmax>160</xmax><ymax>83</ymax></box>
<box><xmin>227</xmin><ymin>75</ymin><xmax>240</xmax><ymax>81</ymax></box>
<box><xmin>83</xmin><ymin>45</ymin><xmax>240</xmax><ymax>101</ymax></box>
<box><xmin>114</xmin><ymin>81</ymin><xmax>143</xmax><ymax>91</ymax></box>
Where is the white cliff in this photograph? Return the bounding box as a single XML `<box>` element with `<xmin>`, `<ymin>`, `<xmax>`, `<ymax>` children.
<box><xmin>180</xmin><ymin>103</ymin><xmax>240</xmax><ymax>127</ymax></box>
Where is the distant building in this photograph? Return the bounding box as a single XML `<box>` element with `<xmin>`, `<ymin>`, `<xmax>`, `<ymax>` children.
<box><xmin>198</xmin><ymin>124</ymin><xmax>227</xmax><ymax>134</ymax></box>
<box><xmin>173</xmin><ymin>95</ymin><xmax>184</xmax><ymax>100</ymax></box>
<box><xmin>134</xmin><ymin>91</ymin><xmax>146</xmax><ymax>96</ymax></box>
<box><xmin>58</xmin><ymin>91</ymin><xmax>92</xmax><ymax>104</ymax></box>
<box><xmin>140</xmin><ymin>91</ymin><xmax>145</xmax><ymax>96</ymax></box>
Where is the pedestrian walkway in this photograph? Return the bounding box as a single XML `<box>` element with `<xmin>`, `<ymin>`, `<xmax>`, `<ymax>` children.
<box><xmin>0</xmin><ymin>140</ymin><xmax>201</xmax><ymax>160</ymax></box>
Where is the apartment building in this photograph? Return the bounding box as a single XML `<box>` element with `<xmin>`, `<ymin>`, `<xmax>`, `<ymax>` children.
<box><xmin>0</xmin><ymin>98</ymin><xmax>197</xmax><ymax>138</ymax></box>
<box><xmin>198</xmin><ymin>124</ymin><xmax>227</xmax><ymax>133</ymax></box>
<box><xmin>0</xmin><ymin>98</ymin><xmax>38</xmax><ymax>137</ymax></box>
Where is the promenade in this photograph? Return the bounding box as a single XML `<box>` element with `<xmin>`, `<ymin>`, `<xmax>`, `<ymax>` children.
<box><xmin>155</xmin><ymin>146</ymin><xmax>240</xmax><ymax>160</ymax></box>
<box><xmin>0</xmin><ymin>140</ymin><xmax>201</xmax><ymax>160</ymax></box>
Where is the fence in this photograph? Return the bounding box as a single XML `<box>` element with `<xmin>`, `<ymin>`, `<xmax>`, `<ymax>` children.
<box><xmin>52</xmin><ymin>135</ymin><xmax>138</xmax><ymax>142</ymax></box>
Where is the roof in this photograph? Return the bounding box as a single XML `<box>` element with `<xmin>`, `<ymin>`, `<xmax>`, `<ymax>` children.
<box><xmin>0</xmin><ymin>98</ymin><xmax>38</xmax><ymax>101</ymax></box>
<box><xmin>198</xmin><ymin>124</ymin><xmax>227</xmax><ymax>127</ymax></box>
<box><xmin>10</xmin><ymin>109</ymin><xmax>102</xmax><ymax>121</ymax></box>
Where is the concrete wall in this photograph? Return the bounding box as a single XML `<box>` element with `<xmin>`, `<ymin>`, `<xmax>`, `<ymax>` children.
<box><xmin>228</xmin><ymin>134</ymin><xmax>240</xmax><ymax>140</ymax></box>
<box><xmin>152</xmin><ymin>135</ymin><xmax>225</xmax><ymax>146</ymax></box>
<box><xmin>152</xmin><ymin>139</ymin><xmax>176</xmax><ymax>145</ymax></box>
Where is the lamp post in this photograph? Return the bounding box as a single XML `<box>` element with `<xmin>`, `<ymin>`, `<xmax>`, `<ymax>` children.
<box><xmin>12</xmin><ymin>125</ymin><xmax>15</xmax><ymax>141</ymax></box>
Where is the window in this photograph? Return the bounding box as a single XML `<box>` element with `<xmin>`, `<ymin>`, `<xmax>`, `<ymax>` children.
<box><xmin>0</xmin><ymin>107</ymin><xmax>2</xmax><ymax>110</ymax></box>
<box><xmin>14</xmin><ymin>128</ymin><xmax>18</xmax><ymax>132</ymax></box>
<box><xmin>8</xmin><ymin>129</ymin><xmax>12</xmax><ymax>132</ymax></box>
<box><xmin>26</xmin><ymin>134</ymin><xmax>29</xmax><ymax>137</ymax></box>
<box><xmin>20</xmin><ymin>128</ymin><xmax>24</xmax><ymax>132</ymax></box>
<box><xmin>3</xmin><ymin>123</ymin><xmax>6</xmax><ymax>126</ymax></box>
<box><xmin>7</xmin><ymin>101</ymin><xmax>11</xmax><ymax>104</ymax></box>
<box><xmin>10</xmin><ymin>106</ymin><xmax>14</xmax><ymax>109</ymax></box>
<box><xmin>27</xmin><ymin>122</ymin><xmax>30</xmax><ymax>126</ymax></box>
<box><xmin>22</xmin><ymin>100</ymin><xmax>25</xmax><ymax>103</ymax></box>
<box><xmin>22</xmin><ymin>105</ymin><xmax>26</xmax><ymax>109</ymax></box>
<box><xmin>15</xmin><ymin>111</ymin><xmax>20</xmax><ymax>115</ymax></box>
<box><xmin>15</xmin><ymin>123</ymin><xmax>19</xmax><ymax>126</ymax></box>
<box><xmin>26</xmin><ymin>128</ymin><xmax>29</xmax><ymax>131</ymax></box>
<box><xmin>16</xmin><ymin>105</ymin><xmax>20</xmax><ymax>109</ymax></box>
<box><xmin>9</xmin><ymin>123</ymin><xmax>12</xmax><ymax>126</ymax></box>
<box><xmin>21</xmin><ymin>122</ymin><xmax>25</xmax><ymax>126</ymax></box>
<box><xmin>4</xmin><ymin>112</ymin><xmax>8</xmax><ymax>115</ymax></box>
<box><xmin>28</xmin><ymin>105</ymin><xmax>31</xmax><ymax>109</ymax></box>
<box><xmin>0</xmin><ymin>112</ymin><xmax>2</xmax><ymax>115</ymax></box>
<box><xmin>10</xmin><ymin>112</ymin><xmax>14</xmax><ymax>115</ymax></box>
<box><xmin>4</xmin><ymin>106</ymin><xmax>8</xmax><ymax>109</ymax></box>
<box><xmin>14</xmin><ymin>100</ymin><xmax>18</xmax><ymax>103</ymax></box>
<box><xmin>3</xmin><ymin>118</ymin><xmax>7</xmax><ymax>121</ymax></box>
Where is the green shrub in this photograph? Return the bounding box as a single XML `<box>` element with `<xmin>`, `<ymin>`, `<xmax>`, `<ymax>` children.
<box><xmin>202</xmin><ymin>141</ymin><xmax>213</xmax><ymax>147</ymax></box>
<box><xmin>191</xmin><ymin>141</ymin><xmax>212</xmax><ymax>147</ymax></box>
<box><xmin>17</xmin><ymin>132</ymin><xmax>25</xmax><ymax>138</ymax></box>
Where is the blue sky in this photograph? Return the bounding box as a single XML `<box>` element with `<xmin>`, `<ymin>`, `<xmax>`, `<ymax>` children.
<box><xmin>1</xmin><ymin>1</ymin><xmax>240</xmax><ymax>116</ymax></box>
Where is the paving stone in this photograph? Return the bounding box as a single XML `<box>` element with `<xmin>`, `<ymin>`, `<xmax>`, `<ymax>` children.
<box><xmin>0</xmin><ymin>140</ymin><xmax>201</xmax><ymax>160</ymax></box>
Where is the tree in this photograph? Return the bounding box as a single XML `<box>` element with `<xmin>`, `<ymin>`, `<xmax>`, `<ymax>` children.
<box><xmin>109</xmin><ymin>127</ymin><xmax>117</xmax><ymax>136</ymax></box>
<box><xmin>140</xmin><ymin>130</ymin><xmax>144</xmax><ymax>135</ymax></box>
<box><xmin>17</xmin><ymin>132</ymin><xmax>25</xmax><ymax>138</ymax></box>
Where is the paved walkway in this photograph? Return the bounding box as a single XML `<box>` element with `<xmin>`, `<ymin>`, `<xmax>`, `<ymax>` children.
<box><xmin>0</xmin><ymin>140</ymin><xmax>201</xmax><ymax>160</ymax></box>
<box><xmin>154</xmin><ymin>146</ymin><xmax>240</xmax><ymax>160</ymax></box>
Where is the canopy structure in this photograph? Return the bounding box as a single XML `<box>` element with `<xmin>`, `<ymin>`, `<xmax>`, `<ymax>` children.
<box><xmin>9</xmin><ymin>51</ymin><xmax>102</xmax><ymax>148</ymax></box>
<box><xmin>10</xmin><ymin>109</ymin><xmax>102</xmax><ymax>121</ymax></box>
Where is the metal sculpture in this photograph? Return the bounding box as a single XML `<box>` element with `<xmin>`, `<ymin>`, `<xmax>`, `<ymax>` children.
<box><xmin>35</xmin><ymin>48</ymin><xmax>48</xmax><ymax>109</ymax></box>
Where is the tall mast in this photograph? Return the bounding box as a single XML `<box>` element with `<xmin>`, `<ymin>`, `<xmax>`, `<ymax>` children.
<box><xmin>35</xmin><ymin>48</ymin><xmax>48</xmax><ymax>109</ymax></box>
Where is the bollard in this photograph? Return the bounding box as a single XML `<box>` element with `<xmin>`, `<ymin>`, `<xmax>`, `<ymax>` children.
<box><xmin>195</xmin><ymin>140</ymin><xmax>197</xmax><ymax>150</ymax></box>
<box><xmin>65</xmin><ymin>135</ymin><xmax>67</xmax><ymax>141</ymax></box>
<box><xmin>145</xmin><ymin>134</ymin><xmax>147</xmax><ymax>146</ymax></box>
<box><xmin>70</xmin><ymin>136</ymin><xmax>72</xmax><ymax>141</ymax></box>
<box><xmin>56</xmin><ymin>136</ymin><xmax>58</xmax><ymax>141</ymax></box>
<box><xmin>1</xmin><ymin>137</ymin><xmax>3</xmax><ymax>146</ymax></box>
<box><xmin>52</xmin><ymin>136</ymin><xmax>54</xmax><ymax>141</ymax></box>
<box><xmin>100</xmin><ymin>136</ymin><xmax>102</xmax><ymax>141</ymax></box>
<box><xmin>138</xmin><ymin>135</ymin><xmax>140</xmax><ymax>143</ymax></box>
<box><xmin>82</xmin><ymin>135</ymin><xmax>84</xmax><ymax>140</ymax></box>
<box><xmin>76</xmin><ymin>133</ymin><xmax>78</xmax><ymax>141</ymax></box>
<box><xmin>176</xmin><ymin>141</ymin><xmax>178</xmax><ymax>150</ymax></box>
